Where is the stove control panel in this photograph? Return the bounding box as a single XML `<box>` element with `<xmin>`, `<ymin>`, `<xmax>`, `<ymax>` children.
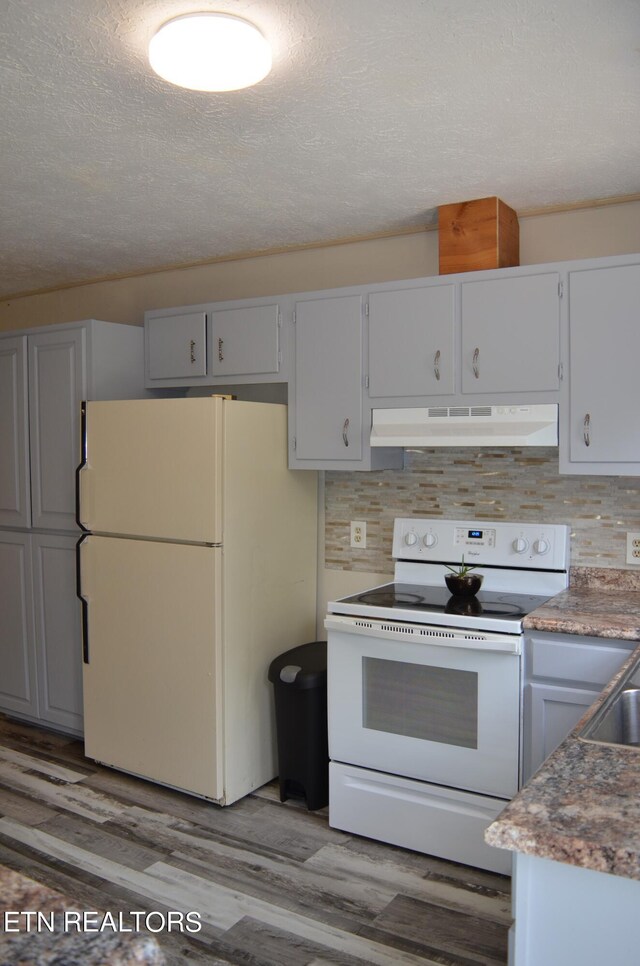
<box><xmin>393</xmin><ymin>518</ymin><xmax>570</xmax><ymax>571</ymax></box>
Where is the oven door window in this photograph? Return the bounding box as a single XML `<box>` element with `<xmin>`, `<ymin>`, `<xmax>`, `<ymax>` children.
<box><xmin>363</xmin><ymin>657</ymin><xmax>478</xmax><ymax>749</ymax></box>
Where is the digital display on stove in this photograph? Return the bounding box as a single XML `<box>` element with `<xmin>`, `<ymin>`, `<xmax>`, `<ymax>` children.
<box><xmin>454</xmin><ymin>525</ymin><xmax>496</xmax><ymax>549</ymax></box>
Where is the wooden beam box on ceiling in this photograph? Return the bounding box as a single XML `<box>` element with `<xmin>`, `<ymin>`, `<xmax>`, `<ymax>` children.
<box><xmin>438</xmin><ymin>196</ymin><xmax>520</xmax><ymax>274</ymax></box>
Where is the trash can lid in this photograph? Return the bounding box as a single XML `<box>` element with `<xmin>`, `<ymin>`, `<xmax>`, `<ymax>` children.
<box><xmin>268</xmin><ymin>640</ymin><xmax>327</xmax><ymax>689</ymax></box>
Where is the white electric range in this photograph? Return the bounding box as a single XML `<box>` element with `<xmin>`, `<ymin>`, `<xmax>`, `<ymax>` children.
<box><xmin>325</xmin><ymin>517</ymin><xmax>570</xmax><ymax>874</ymax></box>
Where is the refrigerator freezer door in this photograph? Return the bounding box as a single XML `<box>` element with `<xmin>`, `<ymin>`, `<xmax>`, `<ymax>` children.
<box><xmin>79</xmin><ymin>397</ymin><xmax>223</xmax><ymax>544</ymax></box>
<box><xmin>80</xmin><ymin>535</ymin><xmax>223</xmax><ymax>800</ymax></box>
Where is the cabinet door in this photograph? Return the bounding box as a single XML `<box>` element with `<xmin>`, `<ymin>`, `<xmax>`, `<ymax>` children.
<box><xmin>32</xmin><ymin>534</ymin><xmax>83</xmax><ymax>734</ymax></box>
<box><xmin>0</xmin><ymin>532</ymin><xmax>37</xmax><ymax>718</ymax></box>
<box><xmin>28</xmin><ymin>327</ymin><xmax>86</xmax><ymax>531</ymax></box>
<box><xmin>569</xmin><ymin>263</ymin><xmax>640</xmax><ymax>464</ymax></box>
<box><xmin>0</xmin><ymin>336</ymin><xmax>30</xmax><ymax>528</ymax></box>
<box><xmin>523</xmin><ymin>682</ymin><xmax>599</xmax><ymax>783</ymax></box>
<box><xmin>294</xmin><ymin>295</ymin><xmax>363</xmax><ymax>460</ymax></box>
<box><xmin>146</xmin><ymin>311</ymin><xmax>207</xmax><ymax>379</ymax></box>
<box><xmin>211</xmin><ymin>304</ymin><xmax>280</xmax><ymax>376</ymax></box>
<box><xmin>461</xmin><ymin>273</ymin><xmax>560</xmax><ymax>393</ymax></box>
<box><xmin>368</xmin><ymin>285</ymin><xmax>455</xmax><ymax>397</ymax></box>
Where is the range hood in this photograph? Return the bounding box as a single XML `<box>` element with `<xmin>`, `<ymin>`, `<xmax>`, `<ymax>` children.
<box><xmin>371</xmin><ymin>404</ymin><xmax>558</xmax><ymax>448</ymax></box>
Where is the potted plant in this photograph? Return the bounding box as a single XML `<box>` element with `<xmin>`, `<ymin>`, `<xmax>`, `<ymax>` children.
<box><xmin>444</xmin><ymin>556</ymin><xmax>484</xmax><ymax>598</ymax></box>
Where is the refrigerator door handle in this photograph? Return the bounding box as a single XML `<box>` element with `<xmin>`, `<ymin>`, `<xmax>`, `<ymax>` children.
<box><xmin>76</xmin><ymin>400</ymin><xmax>90</xmax><ymax>532</ymax></box>
<box><xmin>76</xmin><ymin>533</ymin><xmax>90</xmax><ymax>664</ymax></box>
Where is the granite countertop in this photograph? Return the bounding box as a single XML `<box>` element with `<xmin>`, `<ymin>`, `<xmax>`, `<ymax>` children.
<box><xmin>0</xmin><ymin>865</ymin><xmax>165</xmax><ymax>964</ymax></box>
<box><xmin>522</xmin><ymin>585</ymin><xmax>640</xmax><ymax>640</ymax></box>
<box><xmin>486</xmin><ymin>577</ymin><xmax>640</xmax><ymax>880</ymax></box>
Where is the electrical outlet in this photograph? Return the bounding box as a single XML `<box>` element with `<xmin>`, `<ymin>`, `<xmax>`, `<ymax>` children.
<box><xmin>350</xmin><ymin>521</ymin><xmax>367</xmax><ymax>549</ymax></box>
<box><xmin>626</xmin><ymin>532</ymin><xmax>640</xmax><ymax>565</ymax></box>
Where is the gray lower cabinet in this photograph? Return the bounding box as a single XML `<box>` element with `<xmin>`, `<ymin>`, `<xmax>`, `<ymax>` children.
<box><xmin>561</xmin><ymin>259</ymin><xmax>640</xmax><ymax>474</ymax></box>
<box><xmin>32</xmin><ymin>533</ymin><xmax>83</xmax><ymax>733</ymax></box>
<box><xmin>525</xmin><ymin>682</ymin><xmax>600</xmax><ymax>781</ymax></box>
<box><xmin>0</xmin><ymin>531</ymin><xmax>37</xmax><ymax>719</ymax></box>
<box><xmin>523</xmin><ymin>631</ymin><xmax>634</xmax><ymax>782</ymax></box>
<box><xmin>0</xmin><ymin>532</ymin><xmax>82</xmax><ymax>734</ymax></box>
<box><xmin>0</xmin><ymin>319</ymin><xmax>146</xmax><ymax>734</ymax></box>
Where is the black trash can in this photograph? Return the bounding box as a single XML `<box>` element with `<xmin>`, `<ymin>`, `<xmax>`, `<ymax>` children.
<box><xmin>268</xmin><ymin>640</ymin><xmax>328</xmax><ymax>811</ymax></box>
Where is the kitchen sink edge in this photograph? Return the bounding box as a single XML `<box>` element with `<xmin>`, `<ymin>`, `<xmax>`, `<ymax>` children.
<box><xmin>579</xmin><ymin>653</ymin><xmax>640</xmax><ymax>750</ymax></box>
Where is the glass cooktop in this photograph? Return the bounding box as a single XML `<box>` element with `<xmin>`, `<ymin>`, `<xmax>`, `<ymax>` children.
<box><xmin>336</xmin><ymin>582</ymin><xmax>552</xmax><ymax>622</ymax></box>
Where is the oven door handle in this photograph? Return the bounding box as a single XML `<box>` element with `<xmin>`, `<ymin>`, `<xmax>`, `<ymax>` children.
<box><xmin>324</xmin><ymin>615</ymin><xmax>521</xmax><ymax>654</ymax></box>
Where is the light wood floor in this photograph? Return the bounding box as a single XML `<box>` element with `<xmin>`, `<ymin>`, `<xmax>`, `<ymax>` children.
<box><xmin>0</xmin><ymin>714</ymin><xmax>511</xmax><ymax>965</ymax></box>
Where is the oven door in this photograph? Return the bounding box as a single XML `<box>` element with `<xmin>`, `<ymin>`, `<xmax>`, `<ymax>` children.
<box><xmin>326</xmin><ymin>615</ymin><xmax>521</xmax><ymax>799</ymax></box>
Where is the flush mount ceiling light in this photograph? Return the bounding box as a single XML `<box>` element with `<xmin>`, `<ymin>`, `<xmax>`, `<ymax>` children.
<box><xmin>148</xmin><ymin>12</ymin><xmax>272</xmax><ymax>92</ymax></box>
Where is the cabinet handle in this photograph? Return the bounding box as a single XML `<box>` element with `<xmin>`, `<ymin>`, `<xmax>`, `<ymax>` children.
<box><xmin>472</xmin><ymin>347</ymin><xmax>480</xmax><ymax>379</ymax></box>
<box><xmin>583</xmin><ymin>413</ymin><xmax>591</xmax><ymax>447</ymax></box>
<box><xmin>218</xmin><ymin>338</ymin><xmax>224</xmax><ymax>362</ymax></box>
<box><xmin>342</xmin><ymin>418</ymin><xmax>350</xmax><ymax>447</ymax></box>
<box><xmin>189</xmin><ymin>339</ymin><xmax>196</xmax><ymax>364</ymax></box>
<box><xmin>434</xmin><ymin>349</ymin><xmax>441</xmax><ymax>381</ymax></box>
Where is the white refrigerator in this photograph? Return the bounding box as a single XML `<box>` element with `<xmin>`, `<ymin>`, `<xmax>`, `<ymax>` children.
<box><xmin>77</xmin><ymin>396</ymin><xmax>317</xmax><ymax>805</ymax></box>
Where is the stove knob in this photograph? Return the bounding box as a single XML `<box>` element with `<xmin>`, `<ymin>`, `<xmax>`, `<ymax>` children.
<box><xmin>423</xmin><ymin>533</ymin><xmax>438</xmax><ymax>549</ymax></box>
<box><xmin>512</xmin><ymin>537</ymin><xmax>529</xmax><ymax>554</ymax></box>
<box><xmin>534</xmin><ymin>538</ymin><xmax>550</xmax><ymax>555</ymax></box>
<box><xmin>404</xmin><ymin>532</ymin><xmax>418</xmax><ymax>547</ymax></box>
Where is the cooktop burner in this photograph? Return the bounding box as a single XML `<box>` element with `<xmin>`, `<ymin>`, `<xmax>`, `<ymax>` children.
<box><xmin>338</xmin><ymin>582</ymin><xmax>553</xmax><ymax>622</ymax></box>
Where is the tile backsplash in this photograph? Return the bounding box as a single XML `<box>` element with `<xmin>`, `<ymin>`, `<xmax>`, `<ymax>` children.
<box><xmin>325</xmin><ymin>448</ymin><xmax>640</xmax><ymax>575</ymax></box>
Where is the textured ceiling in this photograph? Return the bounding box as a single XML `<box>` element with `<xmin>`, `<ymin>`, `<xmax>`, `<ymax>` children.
<box><xmin>1</xmin><ymin>0</ymin><xmax>639</xmax><ymax>298</ymax></box>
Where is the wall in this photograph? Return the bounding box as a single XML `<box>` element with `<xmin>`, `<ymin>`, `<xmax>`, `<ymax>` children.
<box><xmin>318</xmin><ymin>444</ymin><xmax>640</xmax><ymax>627</ymax></box>
<box><xmin>1</xmin><ymin>199</ymin><xmax>639</xmax><ymax>330</ymax></box>
<box><xmin>325</xmin><ymin>446</ymin><xmax>640</xmax><ymax>574</ymax></box>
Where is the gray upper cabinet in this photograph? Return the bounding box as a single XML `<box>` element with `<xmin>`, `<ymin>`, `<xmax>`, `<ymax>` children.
<box><xmin>139</xmin><ymin>251</ymin><xmax>640</xmax><ymax>472</ymax></box>
<box><xmin>144</xmin><ymin>300</ymin><xmax>282</xmax><ymax>386</ymax></box>
<box><xmin>368</xmin><ymin>284</ymin><xmax>455</xmax><ymax>397</ymax></box>
<box><xmin>29</xmin><ymin>327</ymin><xmax>87</xmax><ymax>531</ymax></box>
<box><xmin>0</xmin><ymin>336</ymin><xmax>30</xmax><ymax>528</ymax></box>
<box><xmin>293</xmin><ymin>294</ymin><xmax>364</xmax><ymax>462</ymax></box>
<box><xmin>146</xmin><ymin>311</ymin><xmax>208</xmax><ymax>380</ymax></box>
<box><xmin>290</xmin><ymin>291</ymin><xmax>403</xmax><ymax>470</ymax></box>
<box><xmin>10</xmin><ymin>320</ymin><xmax>145</xmax><ymax>533</ymax></box>
<box><xmin>210</xmin><ymin>303</ymin><xmax>280</xmax><ymax>377</ymax></box>
<box><xmin>561</xmin><ymin>260</ymin><xmax>640</xmax><ymax>474</ymax></box>
<box><xmin>364</xmin><ymin>268</ymin><xmax>562</xmax><ymax>409</ymax></box>
<box><xmin>461</xmin><ymin>272</ymin><xmax>560</xmax><ymax>394</ymax></box>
